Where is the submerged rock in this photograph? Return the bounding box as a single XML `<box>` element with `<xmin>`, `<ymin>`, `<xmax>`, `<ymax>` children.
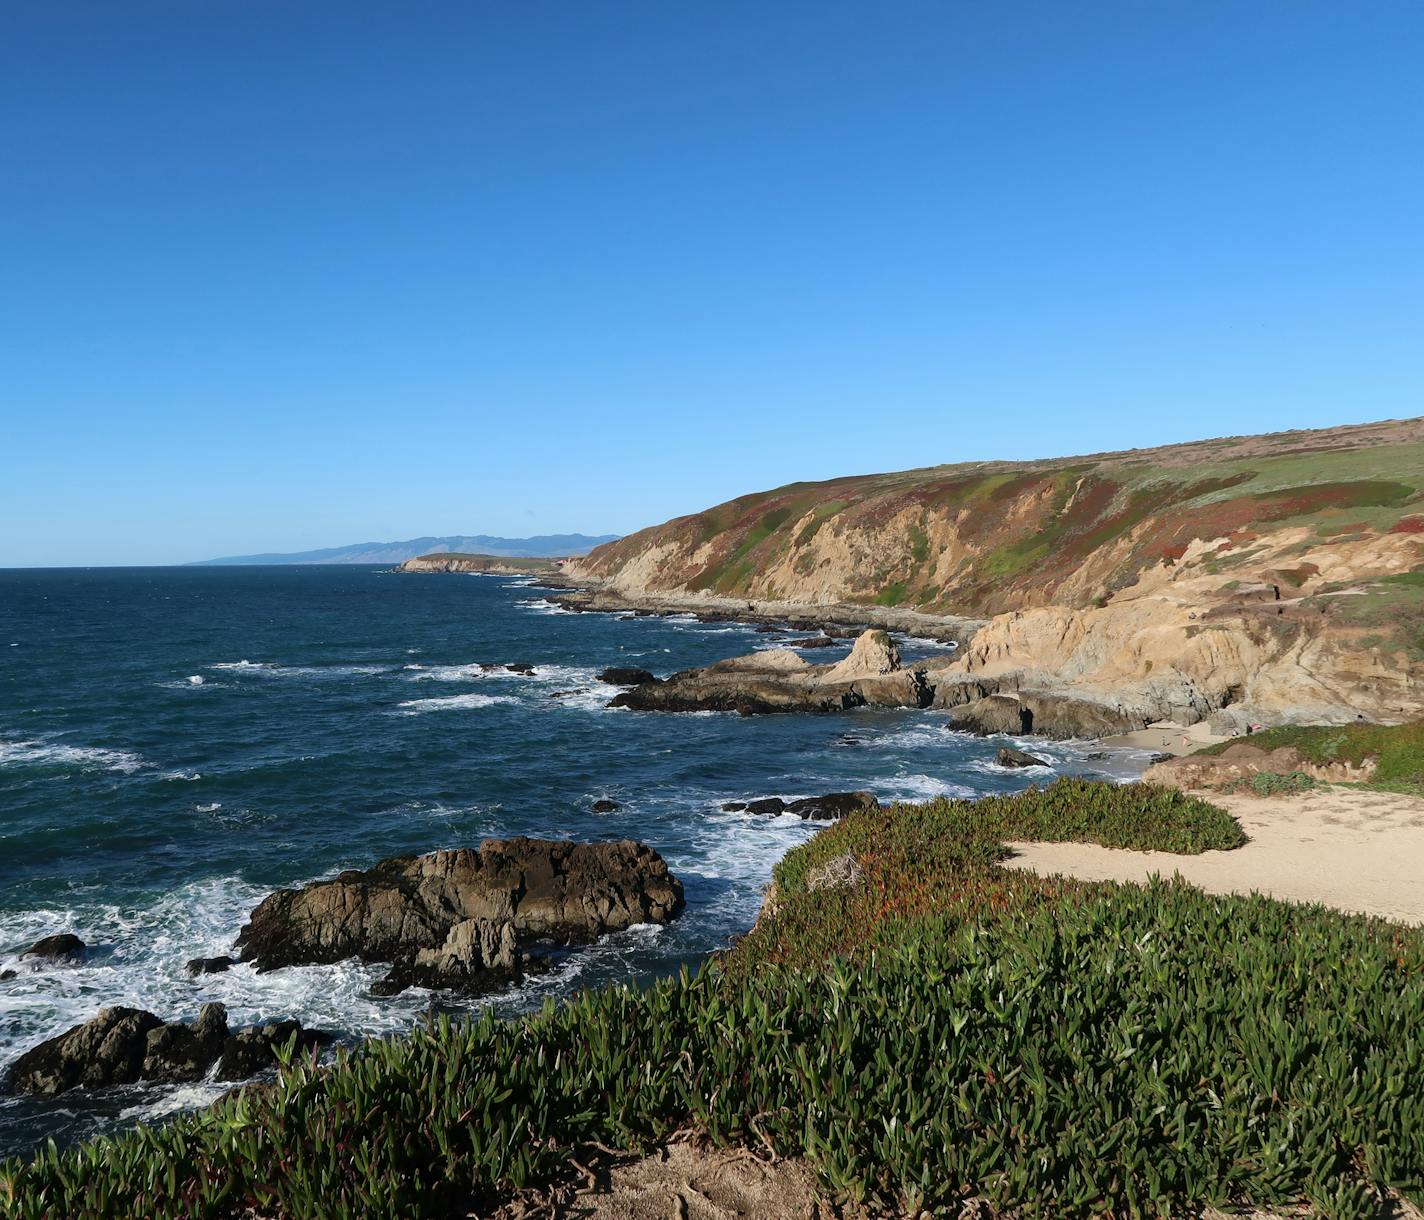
<box><xmin>591</xmin><ymin>798</ymin><xmax>621</xmax><ymax>812</ymax></box>
<box><xmin>21</xmin><ymin>933</ymin><xmax>86</xmax><ymax>964</ymax></box>
<box><xmin>235</xmin><ymin>837</ymin><xmax>685</xmax><ymax>994</ymax></box>
<box><xmin>3</xmin><ymin>1003</ymin><xmax>329</xmax><ymax>1096</ymax></box>
<box><xmin>996</xmin><ymin>747</ymin><xmax>1050</xmax><ymax>768</ymax></box>
<box><xmin>186</xmin><ymin>955</ymin><xmax>236</xmax><ymax>977</ymax></box>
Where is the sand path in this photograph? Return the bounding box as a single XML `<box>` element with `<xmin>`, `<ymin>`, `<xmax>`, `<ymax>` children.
<box><xmin>1004</xmin><ymin>786</ymin><xmax>1424</xmax><ymax>925</ymax></box>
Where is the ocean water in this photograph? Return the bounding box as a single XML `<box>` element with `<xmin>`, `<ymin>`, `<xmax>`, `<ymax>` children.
<box><xmin>0</xmin><ymin>566</ymin><xmax>1148</xmax><ymax>1157</ymax></box>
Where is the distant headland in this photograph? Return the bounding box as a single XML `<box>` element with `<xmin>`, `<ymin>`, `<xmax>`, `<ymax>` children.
<box><xmin>188</xmin><ymin>533</ymin><xmax>618</xmax><ymax>566</ymax></box>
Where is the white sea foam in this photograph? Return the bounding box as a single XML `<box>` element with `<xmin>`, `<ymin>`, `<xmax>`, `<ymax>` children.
<box><xmin>394</xmin><ymin>692</ymin><xmax>516</xmax><ymax>714</ymax></box>
<box><xmin>863</xmin><ymin>723</ymin><xmax>955</xmax><ymax>751</ymax></box>
<box><xmin>188</xmin><ymin>675</ymin><xmax>205</xmax><ymax>686</ymax></box>
<box><xmin>407</xmin><ymin>662</ymin><xmax>512</xmax><ymax>682</ymax></box>
<box><xmin>879</xmin><ymin>774</ymin><xmax>979</xmax><ymax>801</ymax></box>
<box><xmin>0</xmin><ymin>737</ymin><xmax>150</xmax><ymax>776</ymax></box>
<box><xmin>208</xmin><ymin>661</ymin><xmax>389</xmax><ymax>679</ymax></box>
<box><xmin>0</xmin><ymin>877</ymin><xmax>437</xmax><ymax>1069</ymax></box>
<box><xmin>517</xmin><ymin>598</ymin><xmax>573</xmax><ymax>615</ymax></box>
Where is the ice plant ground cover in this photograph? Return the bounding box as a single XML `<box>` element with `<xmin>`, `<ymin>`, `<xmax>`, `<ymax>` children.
<box><xmin>3</xmin><ymin>780</ymin><xmax>1420</xmax><ymax>1219</ymax></box>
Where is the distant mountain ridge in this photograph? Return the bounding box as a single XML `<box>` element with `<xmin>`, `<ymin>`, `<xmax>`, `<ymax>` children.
<box><xmin>192</xmin><ymin>534</ymin><xmax>618</xmax><ymax>566</ymax></box>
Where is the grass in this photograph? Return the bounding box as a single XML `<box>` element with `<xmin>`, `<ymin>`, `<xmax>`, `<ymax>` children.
<box><xmin>1197</xmin><ymin>721</ymin><xmax>1424</xmax><ymax>794</ymax></box>
<box><xmin>5</xmin><ymin>780</ymin><xmax>1423</xmax><ymax>1220</ymax></box>
<box><xmin>585</xmin><ymin>421</ymin><xmax>1424</xmax><ymax>613</ymax></box>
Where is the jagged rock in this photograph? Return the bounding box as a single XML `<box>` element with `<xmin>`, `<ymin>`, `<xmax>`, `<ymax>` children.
<box><xmin>374</xmin><ymin>918</ymin><xmax>522</xmax><ymax>995</ymax></box>
<box><xmin>2</xmin><ymin>1003</ymin><xmax>328</xmax><ymax>1096</ymax></box>
<box><xmin>723</xmin><ymin>793</ymin><xmax>877</xmax><ymax>820</ymax></box>
<box><xmin>823</xmin><ymin>630</ymin><xmax>900</xmax><ymax>681</ymax></box>
<box><xmin>235</xmin><ymin>838</ymin><xmax>684</xmax><ymax>994</ymax></box>
<box><xmin>214</xmin><ymin>1020</ymin><xmax>330</xmax><ymax>1082</ymax></box>
<box><xmin>186</xmin><ymin>955</ymin><xmax>235</xmax><ymax>977</ymax></box>
<box><xmin>950</xmin><ymin>694</ymin><xmax>1033</xmax><ymax>736</ymax></box>
<box><xmin>5</xmin><ymin>1007</ymin><xmax>161</xmax><ymax>1094</ymax></box>
<box><xmin>504</xmin><ymin>662</ymin><xmax>536</xmax><ymax>675</ymax></box>
<box><xmin>22</xmin><ymin>933</ymin><xmax>86</xmax><ymax>963</ymax></box>
<box><xmin>784</xmin><ymin>792</ymin><xmax>879</xmax><ymax>820</ymax></box>
<box><xmin>596</xmin><ymin>667</ymin><xmax>657</xmax><ymax>686</ymax></box>
<box><xmin>791</xmin><ymin>636</ymin><xmax>838</xmax><ymax>648</ymax></box>
<box><xmin>610</xmin><ymin>630</ymin><xmax>932</xmax><ymax>716</ymax></box>
<box><xmin>591</xmin><ymin>798</ymin><xmax>621</xmax><ymax>812</ymax></box>
<box><xmin>142</xmin><ymin>1003</ymin><xmax>230</xmax><ymax>1083</ymax></box>
<box><xmin>949</xmin><ymin>689</ymin><xmax>1139</xmax><ymax>739</ymax></box>
<box><xmin>996</xmin><ymin>747</ymin><xmax>1050</xmax><ymax>768</ymax></box>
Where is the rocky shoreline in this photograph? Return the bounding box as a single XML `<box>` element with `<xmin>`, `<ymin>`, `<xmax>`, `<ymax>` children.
<box><xmin>2</xmin><ymin>837</ymin><xmax>686</xmax><ymax>1099</ymax></box>
<box><xmin>546</xmin><ymin>574</ymin><xmax>1414</xmax><ymax>740</ymax></box>
<box><xmin>549</xmin><ymin>583</ymin><xmax>985</xmax><ymax>645</ymax></box>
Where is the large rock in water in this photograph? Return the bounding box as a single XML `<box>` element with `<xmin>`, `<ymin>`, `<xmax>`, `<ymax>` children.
<box><xmin>235</xmin><ymin>837</ymin><xmax>685</xmax><ymax>994</ymax></box>
<box><xmin>596</xmin><ymin>667</ymin><xmax>658</xmax><ymax>686</ymax></box>
<box><xmin>610</xmin><ymin>630</ymin><xmax>933</xmax><ymax>715</ymax></box>
<box><xmin>3</xmin><ymin>1003</ymin><xmax>329</xmax><ymax>1096</ymax></box>
<box><xmin>21</xmin><ymin>933</ymin><xmax>86</xmax><ymax>964</ymax></box>
<box><xmin>996</xmin><ymin>746</ymin><xmax>1050</xmax><ymax>768</ymax></box>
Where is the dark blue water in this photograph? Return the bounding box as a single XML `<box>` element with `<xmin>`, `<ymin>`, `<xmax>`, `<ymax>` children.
<box><xmin>0</xmin><ymin>566</ymin><xmax>1145</xmax><ymax>1156</ymax></box>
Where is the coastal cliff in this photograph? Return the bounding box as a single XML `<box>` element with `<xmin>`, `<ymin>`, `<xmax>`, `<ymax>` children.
<box><xmin>566</xmin><ymin>418</ymin><xmax>1424</xmax><ymax>729</ymax></box>
<box><xmin>394</xmin><ymin>552</ymin><xmax>560</xmax><ymax>575</ymax></box>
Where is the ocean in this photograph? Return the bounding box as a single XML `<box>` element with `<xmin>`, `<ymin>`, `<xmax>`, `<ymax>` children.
<box><xmin>0</xmin><ymin>565</ymin><xmax>1147</xmax><ymax>1157</ymax></box>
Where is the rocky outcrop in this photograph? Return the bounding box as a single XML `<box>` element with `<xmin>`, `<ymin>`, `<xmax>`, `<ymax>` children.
<box><xmin>3</xmin><ymin>1003</ymin><xmax>329</xmax><ymax>1096</ymax></box>
<box><xmin>721</xmin><ymin>792</ymin><xmax>879</xmax><ymax>820</ymax></box>
<box><xmin>1144</xmin><ymin>744</ymin><xmax>1377</xmax><ymax>791</ymax></box>
<box><xmin>186</xmin><ymin>955</ymin><xmax>235</xmax><ymax>976</ymax></box>
<box><xmin>946</xmin><ymin>686</ymin><xmax>1150</xmax><ymax>739</ymax></box>
<box><xmin>610</xmin><ymin>630</ymin><xmax>934</xmax><ymax>716</ymax></box>
<box><xmin>997</xmin><ymin>747</ymin><xmax>1050</xmax><ymax>768</ymax></box>
<box><xmin>21</xmin><ymin>934</ymin><xmax>86</xmax><ymax>963</ymax></box>
<box><xmin>597</xmin><ymin>667</ymin><xmax>657</xmax><ymax>686</ymax></box>
<box><xmin>235</xmin><ymin>838</ymin><xmax>685</xmax><ymax>994</ymax></box>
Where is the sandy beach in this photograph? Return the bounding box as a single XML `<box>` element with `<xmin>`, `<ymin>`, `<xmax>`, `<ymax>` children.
<box><xmin>1004</xmin><ymin>784</ymin><xmax>1424</xmax><ymax>924</ymax></box>
<box><xmin>1099</xmin><ymin>718</ymin><xmax>1233</xmax><ymax>756</ymax></box>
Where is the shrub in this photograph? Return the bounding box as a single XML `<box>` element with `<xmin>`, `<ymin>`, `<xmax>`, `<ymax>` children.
<box><xmin>1248</xmin><ymin>770</ymin><xmax>1317</xmax><ymax>796</ymax></box>
<box><xmin>1199</xmin><ymin>722</ymin><xmax>1424</xmax><ymax>793</ymax></box>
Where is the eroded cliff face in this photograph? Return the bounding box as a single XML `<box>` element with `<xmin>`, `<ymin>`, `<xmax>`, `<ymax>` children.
<box><xmin>566</xmin><ymin>420</ymin><xmax>1424</xmax><ymax>727</ymax></box>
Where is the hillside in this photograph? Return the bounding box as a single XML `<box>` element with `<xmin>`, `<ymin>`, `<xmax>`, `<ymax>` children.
<box><xmin>567</xmin><ymin>418</ymin><xmax>1424</xmax><ymax>729</ymax></box>
<box><xmin>393</xmin><ymin>552</ymin><xmax>557</xmax><ymax>574</ymax></box>
<box><xmin>193</xmin><ymin>533</ymin><xmax>617</xmax><ymax>565</ymax></box>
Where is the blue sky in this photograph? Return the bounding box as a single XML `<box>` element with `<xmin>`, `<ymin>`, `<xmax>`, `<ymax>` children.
<box><xmin>2</xmin><ymin>2</ymin><xmax>1421</xmax><ymax>565</ymax></box>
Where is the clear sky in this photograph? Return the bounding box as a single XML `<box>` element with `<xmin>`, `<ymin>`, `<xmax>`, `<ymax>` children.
<box><xmin>2</xmin><ymin>2</ymin><xmax>1421</xmax><ymax>566</ymax></box>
